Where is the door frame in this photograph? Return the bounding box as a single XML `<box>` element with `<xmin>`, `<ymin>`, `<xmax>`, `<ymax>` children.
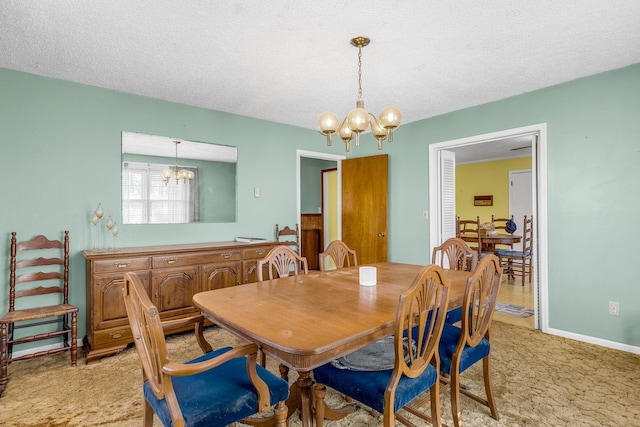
<box><xmin>297</xmin><ymin>150</ymin><xmax>346</xmax><ymax>242</ymax></box>
<box><xmin>428</xmin><ymin>123</ymin><xmax>549</xmax><ymax>332</ymax></box>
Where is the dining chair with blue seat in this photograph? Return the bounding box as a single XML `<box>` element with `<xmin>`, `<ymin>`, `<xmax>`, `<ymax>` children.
<box><xmin>313</xmin><ymin>264</ymin><xmax>450</xmax><ymax>427</ymax></box>
<box><xmin>122</xmin><ymin>272</ymin><xmax>289</xmax><ymax>427</ymax></box>
<box><xmin>438</xmin><ymin>254</ymin><xmax>503</xmax><ymax>427</ymax></box>
<box><xmin>496</xmin><ymin>215</ymin><xmax>534</xmax><ymax>286</ymax></box>
<box><xmin>432</xmin><ymin>237</ymin><xmax>478</xmax><ymax>325</ymax></box>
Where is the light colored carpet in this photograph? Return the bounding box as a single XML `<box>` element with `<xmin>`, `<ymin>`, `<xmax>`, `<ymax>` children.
<box><xmin>1</xmin><ymin>321</ymin><xmax>639</xmax><ymax>426</ymax></box>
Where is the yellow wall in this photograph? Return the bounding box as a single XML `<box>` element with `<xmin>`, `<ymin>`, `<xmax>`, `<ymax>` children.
<box><xmin>456</xmin><ymin>156</ymin><xmax>532</xmax><ymax>223</ymax></box>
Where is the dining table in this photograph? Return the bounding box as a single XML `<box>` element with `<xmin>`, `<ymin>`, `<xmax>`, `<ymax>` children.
<box><xmin>461</xmin><ymin>232</ymin><xmax>521</xmax><ymax>253</ymax></box>
<box><xmin>192</xmin><ymin>262</ymin><xmax>472</xmax><ymax>427</ymax></box>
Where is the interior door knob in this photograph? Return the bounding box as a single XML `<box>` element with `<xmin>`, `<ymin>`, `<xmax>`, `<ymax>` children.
<box><xmin>378</xmin><ymin>232</ymin><xmax>385</xmax><ymax>237</ymax></box>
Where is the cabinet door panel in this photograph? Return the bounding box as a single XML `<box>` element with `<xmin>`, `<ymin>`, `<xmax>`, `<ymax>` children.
<box><xmin>93</xmin><ymin>271</ymin><xmax>150</xmax><ymax>330</ymax></box>
<box><xmin>202</xmin><ymin>261</ymin><xmax>241</xmax><ymax>291</ymax></box>
<box><xmin>152</xmin><ymin>267</ymin><xmax>199</xmax><ymax>318</ymax></box>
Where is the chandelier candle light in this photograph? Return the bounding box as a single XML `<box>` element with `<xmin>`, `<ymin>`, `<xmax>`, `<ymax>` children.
<box><xmin>317</xmin><ymin>36</ymin><xmax>402</xmax><ymax>152</ymax></box>
<box><xmin>162</xmin><ymin>140</ymin><xmax>195</xmax><ymax>185</ymax></box>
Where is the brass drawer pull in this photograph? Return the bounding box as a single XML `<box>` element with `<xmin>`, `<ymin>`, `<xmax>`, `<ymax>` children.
<box><xmin>165</xmin><ymin>258</ymin><xmax>178</xmax><ymax>265</ymax></box>
<box><xmin>221</xmin><ymin>253</ymin><xmax>231</xmax><ymax>260</ymax></box>
<box><xmin>114</xmin><ymin>261</ymin><xmax>130</xmax><ymax>269</ymax></box>
<box><xmin>109</xmin><ymin>330</ymin><xmax>124</xmax><ymax>339</ymax></box>
<box><xmin>256</xmin><ymin>250</ymin><xmax>266</xmax><ymax>256</ymax></box>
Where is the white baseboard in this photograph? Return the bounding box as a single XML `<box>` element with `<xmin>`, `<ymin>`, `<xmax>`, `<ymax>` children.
<box><xmin>547</xmin><ymin>327</ymin><xmax>640</xmax><ymax>355</ymax></box>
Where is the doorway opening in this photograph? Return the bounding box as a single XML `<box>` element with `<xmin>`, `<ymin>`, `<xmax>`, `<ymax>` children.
<box><xmin>428</xmin><ymin>124</ymin><xmax>548</xmax><ymax>332</ymax></box>
<box><xmin>297</xmin><ymin>150</ymin><xmax>345</xmax><ymax>265</ymax></box>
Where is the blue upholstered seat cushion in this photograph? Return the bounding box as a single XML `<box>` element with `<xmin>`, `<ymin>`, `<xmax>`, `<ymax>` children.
<box><xmin>494</xmin><ymin>249</ymin><xmax>531</xmax><ymax>258</ymax></box>
<box><xmin>143</xmin><ymin>347</ymin><xmax>290</xmax><ymax>427</ymax></box>
<box><xmin>438</xmin><ymin>324</ymin><xmax>490</xmax><ymax>375</ymax></box>
<box><xmin>445</xmin><ymin>306</ymin><xmax>463</xmax><ymax>324</ymax></box>
<box><xmin>314</xmin><ymin>356</ymin><xmax>437</xmax><ymax>414</ymax></box>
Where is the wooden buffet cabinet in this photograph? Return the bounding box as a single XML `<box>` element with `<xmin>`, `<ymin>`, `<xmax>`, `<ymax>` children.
<box><xmin>82</xmin><ymin>241</ymin><xmax>275</xmax><ymax>363</ymax></box>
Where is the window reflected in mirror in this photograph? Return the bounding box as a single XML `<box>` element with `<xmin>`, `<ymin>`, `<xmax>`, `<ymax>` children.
<box><xmin>122</xmin><ymin>132</ymin><xmax>237</xmax><ymax>224</ymax></box>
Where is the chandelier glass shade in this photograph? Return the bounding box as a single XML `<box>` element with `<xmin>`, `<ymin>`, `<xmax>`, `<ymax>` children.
<box><xmin>162</xmin><ymin>141</ymin><xmax>194</xmax><ymax>185</ymax></box>
<box><xmin>317</xmin><ymin>36</ymin><xmax>401</xmax><ymax>152</ymax></box>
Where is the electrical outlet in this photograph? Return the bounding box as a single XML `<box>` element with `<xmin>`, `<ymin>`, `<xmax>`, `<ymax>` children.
<box><xmin>253</xmin><ymin>187</ymin><xmax>260</xmax><ymax>198</ymax></box>
<box><xmin>608</xmin><ymin>301</ymin><xmax>620</xmax><ymax>316</ymax></box>
<box><xmin>422</xmin><ymin>210</ymin><xmax>428</xmax><ymax>219</ymax></box>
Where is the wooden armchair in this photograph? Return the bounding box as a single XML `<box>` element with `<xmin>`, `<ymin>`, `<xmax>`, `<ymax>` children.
<box><xmin>492</xmin><ymin>214</ymin><xmax>515</xmax><ymax>248</ymax></box>
<box><xmin>438</xmin><ymin>254</ymin><xmax>503</xmax><ymax>427</ymax></box>
<box><xmin>319</xmin><ymin>240</ymin><xmax>358</xmax><ymax>271</ymax></box>
<box><xmin>122</xmin><ymin>272</ymin><xmax>289</xmax><ymax>427</ymax></box>
<box><xmin>0</xmin><ymin>231</ymin><xmax>78</xmax><ymax>398</ymax></box>
<box><xmin>313</xmin><ymin>264</ymin><xmax>450</xmax><ymax>426</ymax></box>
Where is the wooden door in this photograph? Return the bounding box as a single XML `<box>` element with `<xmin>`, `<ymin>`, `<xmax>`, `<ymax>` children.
<box><xmin>342</xmin><ymin>154</ymin><xmax>388</xmax><ymax>264</ymax></box>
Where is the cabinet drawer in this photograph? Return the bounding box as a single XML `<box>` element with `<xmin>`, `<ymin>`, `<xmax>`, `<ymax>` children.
<box><xmin>92</xmin><ymin>327</ymin><xmax>133</xmax><ymax>349</ymax></box>
<box><xmin>93</xmin><ymin>257</ymin><xmax>149</xmax><ymax>274</ymax></box>
<box><xmin>243</xmin><ymin>246</ymin><xmax>272</xmax><ymax>260</ymax></box>
<box><xmin>152</xmin><ymin>250</ymin><xmax>242</xmax><ymax>268</ymax></box>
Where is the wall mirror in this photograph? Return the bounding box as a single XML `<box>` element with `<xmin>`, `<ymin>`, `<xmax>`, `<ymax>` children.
<box><xmin>121</xmin><ymin>131</ymin><xmax>237</xmax><ymax>224</ymax></box>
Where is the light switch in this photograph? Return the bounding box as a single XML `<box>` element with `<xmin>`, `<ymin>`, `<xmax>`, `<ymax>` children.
<box><xmin>422</xmin><ymin>210</ymin><xmax>428</xmax><ymax>219</ymax></box>
<box><xmin>253</xmin><ymin>187</ymin><xmax>261</xmax><ymax>198</ymax></box>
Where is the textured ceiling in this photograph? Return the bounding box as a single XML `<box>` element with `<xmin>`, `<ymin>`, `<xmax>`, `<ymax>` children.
<box><xmin>2</xmin><ymin>1</ymin><xmax>640</xmax><ymax>143</ymax></box>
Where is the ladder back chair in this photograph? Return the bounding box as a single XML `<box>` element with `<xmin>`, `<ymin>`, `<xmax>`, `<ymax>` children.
<box><xmin>319</xmin><ymin>240</ymin><xmax>358</xmax><ymax>271</ymax></box>
<box><xmin>0</xmin><ymin>231</ymin><xmax>78</xmax><ymax>397</ymax></box>
<box><xmin>122</xmin><ymin>272</ymin><xmax>289</xmax><ymax>427</ymax></box>
<box><xmin>274</xmin><ymin>224</ymin><xmax>300</xmax><ymax>255</ymax></box>
<box><xmin>496</xmin><ymin>215</ymin><xmax>534</xmax><ymax>285</ymax></box>
<box><xmin>438</xmin><ymin>254</ymin><xmax>503</xmax><ymax>427</ymax></box>
<box><xmin>313</xmin><ymin>264</ymin><xmax>450</xmax><ymax>427</ymax></box>
<box><xmin>491</xmin><ymin>214</ymin><xmax>515</xmax><ymax>249</ymax></box>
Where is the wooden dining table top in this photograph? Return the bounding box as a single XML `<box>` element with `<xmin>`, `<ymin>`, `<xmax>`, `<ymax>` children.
<box><xmin>193</xmin><ymin>262</ymin><xmax>471</xmax><ymax>371</ymax></box>
<box><xmin>461</xmin><ymin>233</ymin><xmax>522</xmax><ymax>245</ymax></box>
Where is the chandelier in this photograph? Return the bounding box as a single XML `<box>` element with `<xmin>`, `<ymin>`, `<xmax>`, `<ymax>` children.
<box><xmin>162</xmin><ymin>141</ymin><xmax>194</xmax><ymax>185</ymax></box>
<box><xmin>317</xmin><ymin>36</ymin><xmax>402</xmax><ymax>152</ymax></box>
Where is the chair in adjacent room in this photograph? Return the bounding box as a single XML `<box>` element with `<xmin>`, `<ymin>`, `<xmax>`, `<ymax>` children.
<box><xmin>313</xmin><ymin>264</ymin><xmax>450</xmax><ymax>427</ymax></box>
<box><xmin>122</xmin><ymin>272</ymin><xmax>289</xmax><ymax>427</ymax></box>
<box><xmin>432</xmin><ymin>237</ymin><xmax>478</xmax><ymax>324</ymax></box>
<box><xmin>318</xmin><ymin>240</ymin><xmax>358</xmax><ymax>271</ymax></box>
<box><xmin>496</xmin><ymin>215</ymin><xmax>534</xmax><ymax>285</ymax></box>
<box><xmin>456</xmin><ymin>216</ymin><xmax>483</xmax><ymax>256</ymax></box>
<box><xmin>438</xmin><ymin>254</ymin><xmax>503</xmax><ymax>427</ymax></box>
<box><xmin>491</xmin><ymin>214</ymin><xmax>515</xmax><ymax>249</ymax></box>
<box><xmin>275</xmin><ymin>223</ymin><xmax>300</xmax><ymax>254</ymax></box>
<box><xmin>0</xmin><ymin>231</ymin><xmax>78</xmax><ymax>398</ymax></box>
<box><xmin>256</xmin><ymin>244</ymin><xmax>309</xmax><ymax>281</ymax></box>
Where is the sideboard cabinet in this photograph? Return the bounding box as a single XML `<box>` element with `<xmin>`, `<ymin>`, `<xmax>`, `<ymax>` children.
<box><xmin>82</xmin><ymin>241</ymin><xmax>275</xmax><ymax>363</ymax></box>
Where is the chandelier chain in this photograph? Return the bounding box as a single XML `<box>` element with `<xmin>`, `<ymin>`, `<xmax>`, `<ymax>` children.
<box><xmin>357</xmin><ymin>46</ymin><xmax>363</xmax><ymax>101</ymax></box>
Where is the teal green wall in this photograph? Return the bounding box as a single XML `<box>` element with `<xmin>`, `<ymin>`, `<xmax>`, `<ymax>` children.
<box><xmin>300</xmin><ymin>158</ymin><xmax>335</xmax><ymax>213</ymax></box>
<box><xmin>2</xmin><ymin>64</ymin><xmax>639</xmax><ymax>349</ymax></box>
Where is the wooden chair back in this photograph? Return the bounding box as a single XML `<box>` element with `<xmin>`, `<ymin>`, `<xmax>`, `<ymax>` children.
<box><xmin>9</xmin><ymin>232</ymin><xmax>70</xmax><ymax>309</ymax></box>
<box><xmin>432</xmin><ymin>237</ymin><xmax>478</xmax><ymax>272</ymax></box>
<box><xmin>319</xmin><ymin>240</ymin><xmax>358</xmax><ymax>271</ymax></box>
<box><xmin>456</xmin><ymin>216</ymin><xmax>483</xmax><ymax>256</ymax></box>
<box><xmin>122</xmin><ymin>272</ymin><xmax>288</xmax><ymax>426</ymax></box>
<box><xmin>275</xmin><ymin>224</ymin><xmax>300</xmax><ymax>254</ymax></box>
<box><xmin>459</xmin><ymin>255</ymin><xmax>502</xmax><ymax>347</ymax></box>
<box><xmin>1</xmin><ymin>231</ymin><xmax>78</xmax><ymax>397</ymax></box>
<box><xmin>491</xmin><ymin>214</ymin><xmax>515</xmax><ymax>248</ymax></box>
<box><xmin>256</xmin><ymin>245</ymin><xmax>308</xmax><ymax>281</ymax></box>
<box><xmin>491</xmin><ymin>214</ymin><xmax>514</xmax><ymax>232</ymax></box>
